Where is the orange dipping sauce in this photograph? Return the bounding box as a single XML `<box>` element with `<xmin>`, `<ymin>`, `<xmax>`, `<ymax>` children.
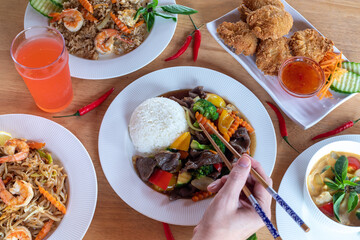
<box><xmin>279</xmin><ymin>57</ymin><xmax>324</xmax><ymax>97</ymax></box>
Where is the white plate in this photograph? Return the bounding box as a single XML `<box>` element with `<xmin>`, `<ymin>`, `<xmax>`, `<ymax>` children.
<box><xmin>206</xmin><ymin>1</ymin><xmax>356</xmax><ymax>130</ymax></box>
<box><xmin>276</xmin><ymin>135</ymin><xmax>360</xmax><ymax>240</ymax></box>
<box><xmin>98</xmin><ymin>66</ymin><xmax>277</xmax><ymax>225</ymax></box>
<box><xmin>0</xmin><ymin>114</ymin><xmax>97</xmax><ymax>240</ymax></box>
<box><xmin>24</xmin><ymin>0</ymin><xmax>176</xmax><ymax>79</ymax></box>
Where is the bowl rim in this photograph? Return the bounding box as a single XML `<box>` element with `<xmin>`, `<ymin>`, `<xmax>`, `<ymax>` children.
<box><xmin>304</xmin><ymin>140</ymin><xmax>360</xmax><ymax>230</ymax></box>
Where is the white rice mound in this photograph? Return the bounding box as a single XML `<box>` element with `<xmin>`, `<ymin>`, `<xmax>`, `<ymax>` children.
<box><xmin>129</xmin><ymin>97</ymin><xmax>188</xmax><ymax>154</ymax></box>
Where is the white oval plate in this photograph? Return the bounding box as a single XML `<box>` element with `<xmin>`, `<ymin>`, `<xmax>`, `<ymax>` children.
<box><xmin>23</xmin><ymin>0</ymin><xmax>177</xmax><ymax>80</ymax></box>
<box><xmin>276</xmin><ymin>135</ymin><xmax>360</xmax><ymax>239</ymax></box>
<box><xmin>0</xmin><ymin>114</ymin><xmax>97</xmax><ymax>239</ymax></box>
<box><xmin>98</xmin><ymin>66</ymin><xmax>277</xmax><ymax>225</ymax></box>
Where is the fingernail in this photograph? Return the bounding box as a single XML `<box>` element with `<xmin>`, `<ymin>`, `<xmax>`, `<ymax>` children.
<box><xmin>208</xmin><ymin>181</ymin><xmax>218</xmax><ymax>189</ymax></box>
<box><xmin>237</xmin><ymin>156</ymin><xmax>251</xmax><ymax>168</ymax></box>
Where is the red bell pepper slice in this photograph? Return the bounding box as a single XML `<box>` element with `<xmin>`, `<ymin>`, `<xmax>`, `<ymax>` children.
<box><xmin>148</xmin><ymin>169</ymin><xmax>173</xmax><ymax>190</ymax></box>
<box><xmin>348</xmin><ymin>157</ymin><xmax>360</xmax><ymax>171</ymax></box>
<box><xmin>319</xmin><ymin>202</ymin><xmax>334</xmax><ymax>217</ymax></box>
<box><xmin>213</xmin><ymin>163</ymin><xmax>223</xmax><ymax>172</ymax></box>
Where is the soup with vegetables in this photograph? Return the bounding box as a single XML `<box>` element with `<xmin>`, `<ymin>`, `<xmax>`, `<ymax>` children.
<box><xmin>307</xmin><ymin>151</ymin><xmax>360</xmax><ymax>226</ymax></box>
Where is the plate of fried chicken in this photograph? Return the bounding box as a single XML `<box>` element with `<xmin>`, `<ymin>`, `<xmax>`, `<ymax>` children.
<box><xmin>207</xmin><ymin>0</ymin><xmax>355</xmax><ymax>129</ymax></box>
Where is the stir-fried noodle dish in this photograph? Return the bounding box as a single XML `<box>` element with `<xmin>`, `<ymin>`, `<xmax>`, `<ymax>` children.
<box><xmin>0</xmin><ymin>138</ymin><xmax>67</xmax><ymax>239</ymax></box>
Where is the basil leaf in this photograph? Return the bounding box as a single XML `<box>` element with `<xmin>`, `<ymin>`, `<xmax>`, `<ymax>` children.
<box><xmin>134</xmin><ymin>7</ymin><xmax>146</xmax><ymax>20</ymax></box>
<box><xmin>335</xmin><ymin>155</ymin><xmax>348</xmax><ymax>182</ymax></box>
<box><xmin>321</xmin><ymin>165</ymin><xmax>331</xmax><ymax>173</ymax></box>
<box><xmin>324</xmin><ymin>178</ymin><xmax>340</xmax><ymax>190</ymax></box>
<box><xmin>354</xmin><ymin>182</ymin><xmax>360</xmax><ymax>194</ymax></box>
<box><xmin>160</xmin><ymin>4</ymin><xmax>198</xmax><ymax>15</ymax></box>
<box><xmin>356</xmin><ymin>209</ymin><xmax>360</xmax><ymax>220</ymax></box>
<box><xmin>145</xmin><ymin>12</ymin><xmax>155</xmax><ymax>32</ymax></box>
<box><xmin>344</xmin><ymin>180</ymin><xmax>358</xmax><ymax>187</ymax></box>
<box><xmin>347</xmin><ymin>191</ymin><xmax>359</xmax><ymax>213</ymax></box>
<box><xmin>154</xmin><ymin>12</ymin><xmax>177</xmax><ymax>22</ymax></box>
<box><xmin>333</xmin><ymin>191</ymin><xmax>345</xmax><ymax>222</ymax></box>
<box><xmin>350</xmin><ymin>177</ymin><xmax>357</xmax><ymax>183</ymax></box>
<box><xmin>147</xmin><ymin>0</ymin><xmax>158</xmax><ymax>9</ymax></box>
<box><xmin>246</xmin><ymin>233</ymin><xmax>257</xmax><ymax>240</ymax></box>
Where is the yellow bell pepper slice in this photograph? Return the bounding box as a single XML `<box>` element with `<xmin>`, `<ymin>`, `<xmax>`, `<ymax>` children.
<box><xmin>218</xmin><ymin>109</ymin><xmax>234</xmax><ymax>136</ymax></box>
<box><xmin>170</xmin><ymin>132</ymin><xmax>191</xmax><ymax>151</ymax></box>
<box><xmin>206</xmin><ymin>94</ymin><xmax>226</xmax><ymax>108</ymax></box>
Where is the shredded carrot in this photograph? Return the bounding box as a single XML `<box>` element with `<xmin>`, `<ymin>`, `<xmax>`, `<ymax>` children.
<box><xmin>2</xmin><ymin>176</ymin><xmax>12</xmax><ymax>185</ymax></box>
<box><xmin>79</xmin><ymin>0</ymin><xmax>93</xmax><ymax>13</ymax></box>
<box><xmin>192</xmin><ymin>191</ymin><xmax>214</xmax><ymax>202</ymax></box>
<box><xmin>111</xmin><ymin>0</ymin><xmax>117</xmax><ymax>3</ymax></box>
<box><xmin>208</xmin><ymin>149</ymin><xmax>218</xmax><ymax>155</ymax></box>
<box><xmin>94</xmin><ymin>3</ymin><xmax>109</xmax><ymax>9</ymax></box>
<box><xmin>27</xmin><ymin>141</ymin><xmax>45</xmax><ymax>150</ymax></box>
<box><xmin>49</xmin><ymin>12</ymin><xmax>61</xmax><ymax>22</ymax></box>
<box><xmin>81</xmin><ymin>9</ymin><xmax>98</xmax><ymax>22</ymax></box>
<box><xmin>38</xmin><ymin>184</ymin><xmax>66</xmax><ymax>214</ymax></box>
<box><xmin>195</xmin><ymin>112</ymin><xmax>217</xmax><ymax>134</ymax></box>
<box><xmin>110</xmin><ymin>12</ymin><xmax>131</xmax><ymax>34</ymax></box>
<box><xmin>317</xmin><ymin>52</ymin><xmax>347</xmax><ymax>99</ymax></box>
<box><xmin>35</xmin><ymin>220</ymin><xmax>54</xmax><ymax>240</ymax></box>
<box><xmin>134</xmin><ymin>20</ymin><xmax>144</xmax><ymax>28</ymax></box>
<box><xmin>227</xmin><ymin>113</ymin><xmax>241</xmax><ymax>139</ymax></box>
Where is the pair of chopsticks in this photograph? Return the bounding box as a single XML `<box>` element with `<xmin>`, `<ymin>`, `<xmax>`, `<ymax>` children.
<box><xmin>198</xmin><ymin>122</ymin><xmax>310</xmax><ymax>239</ymax></box>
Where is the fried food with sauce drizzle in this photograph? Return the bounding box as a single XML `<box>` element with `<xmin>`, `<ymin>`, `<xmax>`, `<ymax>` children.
<box><xmin>247</xmin><ymin>5</ymin><xmax>293</xmax><ymax>40</ymax></box>
<box><xmin>256</xmin><ymin>37</ymin><xmax>292</xmax><ymax>75</ymax></box>
<box><xmin>217</xmin><ymin>21</ymin><xmax>258</xmax><ymax>56</ymax></box>
<box><xmin>289</xmin><ymin>29</ymin><xmax>334</xmax><ymax>63</ymax></box>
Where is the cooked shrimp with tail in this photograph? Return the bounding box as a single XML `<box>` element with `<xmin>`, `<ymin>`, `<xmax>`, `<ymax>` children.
<box><xmin>95</xmin><ymin>29</ymin><xmax>133</xmax><ymax>54</ymax></box>
<box><xmin>49</xmin><ymin>9</ymin><xmax>84</xmax><ymax>32</ymax></box>
<box><xmin>0</xmin><ymin>179</ymin><xmax>34</xmax><ymax>208</ymax></box>
<box><xmin>5</xmin><ymin>226</ymin><xmax>32</xmax><ymax>240</ymax></box>
<box><xmin>0</xmin><ymin>139</ymin><xmax>29</xmax><ymax>163</ymax></box>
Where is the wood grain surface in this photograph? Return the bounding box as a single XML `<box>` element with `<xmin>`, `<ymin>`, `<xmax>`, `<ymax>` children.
<box><xmin>0</xmin><ymin>0</ymin><xmax>360</xmax><ymax>239</ymax></box>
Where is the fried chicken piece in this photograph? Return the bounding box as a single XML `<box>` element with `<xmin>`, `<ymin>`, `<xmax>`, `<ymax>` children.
<box><xmin>256</xmin><ymin>37</ymin><xmax>292</xmax><ymax>75</ymax></box>
<box><xmin>247</xmin><ymin>5</ymin><xmax>293</xmax><ymax>40</ymax></box>
<box><xmin>243</xmin><ymin>0</ymin><xmax>284</xmax><ymax>11</ymax></box>
<box><xmin>217</xmin><ymin>21</ymin><xmax>258</xmax><ymax>56</ymax></box>
<box><xmin>238</xmin><ymin>4</ymin><xmax>252</xmax><ymax>22</ymax></box>
<box><xmin>289</xmin><ymin>29</ymin><xmax>334</xmax><ymax>62</ymax></box>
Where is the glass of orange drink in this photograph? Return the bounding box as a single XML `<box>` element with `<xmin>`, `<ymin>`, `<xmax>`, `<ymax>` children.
<box><xmin>11</xmin><ymin>26</ymin><xmax>73</xmax><ymax>113</ymax></box>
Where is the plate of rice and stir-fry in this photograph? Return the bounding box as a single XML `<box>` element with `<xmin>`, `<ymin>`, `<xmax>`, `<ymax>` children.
<box><xmin>24</xmin><ymin>0</ymin><xmax>177</xmax><ymax>79</ymax></box>
<box><xmin>0</xmin><ymin>114</ymin><xmax>97</xmax><ymax>239</ymax></box>
<box><xmin>98</xmin><ymin>66</ymin><xmax>276</xmax><ymax>225</ymax></box>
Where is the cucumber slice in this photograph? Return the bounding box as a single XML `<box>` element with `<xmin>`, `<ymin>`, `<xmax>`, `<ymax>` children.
<box><xmin>342</xmin><ymin>62</ymin><xmax>360</xmax><ymax>75</ymax></box>
<box><xmin>331</xmin><ymin>72</ymin><xmax>360</xmax><ymax>93</ymax></box>
<box><xmin>30</xmin><ymin>0</ymin><xmax>62</xmax><ymax>18</ymax></box>
<box><xmin>50</xmin><ymin>0</ymin><xmax>65</xmax><ymax>8</ymax></box>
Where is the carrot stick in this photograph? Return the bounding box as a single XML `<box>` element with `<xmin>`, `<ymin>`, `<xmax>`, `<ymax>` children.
<box><xmin>38</xmin><ymin>185</ymin><xmax>66</xmax><ymax>214</ymax></box>
<box><xmin>35</xmin><ymin>220</ymin><xmax>54</xmax><ymax>240</ymax></box>
<box><xmin>110</xmin><ymin>12</ymin><xmax>131</xmax><ymax>34</ymax></box>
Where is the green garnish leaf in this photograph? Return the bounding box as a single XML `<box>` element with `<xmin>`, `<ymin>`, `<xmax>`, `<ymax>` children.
<box><xmin>160</xmin><ymin>4</ymin><xmax>198</xmax><ymax>15</ymax></box>
<box><xmin>356</xmin><ymin>209</ymin><xmax>360</xmax><ymax>220</ymax></box>
<box><xmin>335</xmin><ymin>155</ymin><xmax>348</xmax><ymax>183</ymax></box>
<box><xmin>321</xmin><ymin>165</ymin><xmax>331</xmax><ymax>174</ymax></box>
<box><xmin>354</xmin><ymin>182</ymin><xmax>360</xmax><ymax>194</ymax></box>
<box><xmin>154</xmin><ymin>12</ymin><xmax>177</xmax><ymax>22</ymax></box>
<box><xmin>333</xmin><ymin>191</ymin><xmax>346</xmax><ymax>221</ymax></box>
<box><xmin>134</xmin><ymin>7</ymin><xmax>146</xmax><ymax>20</ymax></box>
<box><xmin>344</xmin><ymin>180</ymin><xmax>358</xmax><ymax>187</ymax></box>
<box><xmin>145</xmin><ymin>12</ymin><xmax>155</xmax><ymax>32</ymax></box>
<box><xmin>347</xmin><ymin>191</ymin><xmax>359</xmax><ymax>213</ymax></box>
<box><xmin>324</xmin><ymin>178</ymin><xmax>340</xmax><ymax>190</ymax></box>
<box><xmin>350</xmin><ymin>177</ymin><xmax>357</xmax><ymax>183</ymax></box>
<box><xmin>147</xmin><ymin>0</ymin><xmax>159</xmax><ymax>9</ymax></box>
<box><xmin>247</xmin><ymin>233</ymin><xmax>257</xmax><ymax>240</ymax></box>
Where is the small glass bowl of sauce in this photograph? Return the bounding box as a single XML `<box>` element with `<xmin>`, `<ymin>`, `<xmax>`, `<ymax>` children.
<box><xmin>278</xmin><ymin>56</ymin><xmax>325</xmax><ymax>98</ymax></box>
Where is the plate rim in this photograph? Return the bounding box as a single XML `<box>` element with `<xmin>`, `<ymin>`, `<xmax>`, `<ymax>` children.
<box><xmin>98</xmin><ymin>66</ymin><xmax>277</xmax><ymax>225</ymax></box>
<box><xmin>0</xmin><ymin>113</ymin><xmax>98</xmax><ymax>239</ymax></box>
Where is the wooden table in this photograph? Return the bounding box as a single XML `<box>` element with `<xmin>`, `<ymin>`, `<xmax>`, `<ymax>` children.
<box><xmin>1</xmin><ymin>0</ymin><xmax>360</xmax><ymax>239</ymax></box>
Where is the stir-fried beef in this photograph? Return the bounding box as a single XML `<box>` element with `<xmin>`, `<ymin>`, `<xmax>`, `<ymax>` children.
<box><xmin>185</xmin><ymin>150</ymin><xmax>222</xmax><ymax>170</ymax></box>
<box><xmin>169</xmin><ymin>96</ymin><xmax>194</xmax><ymax>109</ymax></box>
<box><xmin>136</xmin><ymin>156</ymin><xmax>157</xmax><ymax>181</ymax></box>
<box><xmin>154</xmin><ymin>151</ymin><xmax>180</xmax><ymax>172</ymax></box>
<box><xmin>229</xmin><ymin>127</ymin><xmax>251</xmax><ymax>161</ymax></box>
<box><xmin>189</xmin><ymin>86</ymin><xmax>206</xmax><ymax>99</ymax></box>
<box><xmin>169</xmin><ymin>184</ymin><xmax>198</xmax><ymax>201</ymax></box>
<box><xmin>192</xmin><ymin>131</ymin><xmax>210</xmax><ymax>144</ymax></box>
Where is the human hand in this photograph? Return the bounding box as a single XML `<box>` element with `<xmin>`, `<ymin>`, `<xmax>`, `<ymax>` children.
<box><xmin>192</xmin><ymin>154</ymin><xmax>273</xmax><ymax>240</ymax></box>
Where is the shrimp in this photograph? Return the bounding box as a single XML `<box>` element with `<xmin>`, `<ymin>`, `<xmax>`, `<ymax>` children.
<box><xmin>5</xmin><ymin>226</ymin><xmax>32</xmax><ymax>240</ymax></box>
<box><xmin>79</xmin><ymin>0</ymin><xmax>93</xmax><ymax>14</ymax></box>
<box><xmin>0</xmin><ymin>139</ymin><xmax>29</xmax><ymax>163</ymax></box>
<box><xmin>0</xmin><ymin>179</ymin><xmax>34</xmax><ymax>208</ymax></box>
<box><xmin>49</xmin><ymin>9</ymin><xmax>84</xmax><ymax>32</ymax></box>
<box><xmin>94</xmin><ymin>29</ymin><xmax>133</xmax><ymax>55</ymax></box>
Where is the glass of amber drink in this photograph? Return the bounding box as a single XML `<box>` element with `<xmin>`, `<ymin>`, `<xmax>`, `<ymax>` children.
<box><xmin>11</xmin><ymin>26</ymin><xmax>73</xmax><ymax>113</ymax></box>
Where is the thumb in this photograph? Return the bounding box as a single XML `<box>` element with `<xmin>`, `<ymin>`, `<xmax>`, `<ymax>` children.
<box><xmin>219</xmin><ymin>155</ymin><xmax>251</xmax><ymax>202</ymax></box>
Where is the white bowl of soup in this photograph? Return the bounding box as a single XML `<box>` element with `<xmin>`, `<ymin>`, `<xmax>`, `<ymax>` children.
<box><xmin>305</xmin><ymin>140</ymin><xmax>360</xmax><ymax>232</ymax></box>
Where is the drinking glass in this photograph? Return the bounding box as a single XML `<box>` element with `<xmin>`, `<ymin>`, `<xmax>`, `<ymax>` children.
<box><xmin>11</xmin><ymin>26</ymin><xmax>73</xmax><ymax>113</ymax></box>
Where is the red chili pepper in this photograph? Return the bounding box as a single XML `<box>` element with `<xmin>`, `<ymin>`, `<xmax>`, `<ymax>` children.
<box><xmin>165</xmin><ymin>35</ymin><xmax>193</xmax><ymax>61</ymax></box>
<box><xmin>53</xmin><ymin>87</ymin><xmax>115</xmax><ymax>118</ymax></box>
<box><xmin>311</xmin><ymin>118</ymin><xmax>360</xmax><ymax>140</ymax></box>
<box><xmin>213</xmin><ymin>163</ymin><xmax>223</xmax><ymax>172</ymax></box>
<box><xmin>189</xmin><ymin>15</ymin><xmax>201</xmax><ymax>62</ymax></box>
<box><xmin>348</xmin><ymin>157</ymin><xmax>360</xmax><ymax>171</ymax></box>
<box><xmin>148</xmin><ymin>169</ymin><xmax>173</xmax><ymax>190</ymax></box>
<box><xmin>319</xmin><ymin>202</ymin><xmax>334</xmax><ymax>217</ymax></box>
<box><xmin>266</xmin><ymin>102</ymin><xmax>299</xmax><ymax>153</ymax></box>
<box><xmin>162</xmin><ymin>222</ymin><xmax>175</xmax><ymax>240</ymax></box>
